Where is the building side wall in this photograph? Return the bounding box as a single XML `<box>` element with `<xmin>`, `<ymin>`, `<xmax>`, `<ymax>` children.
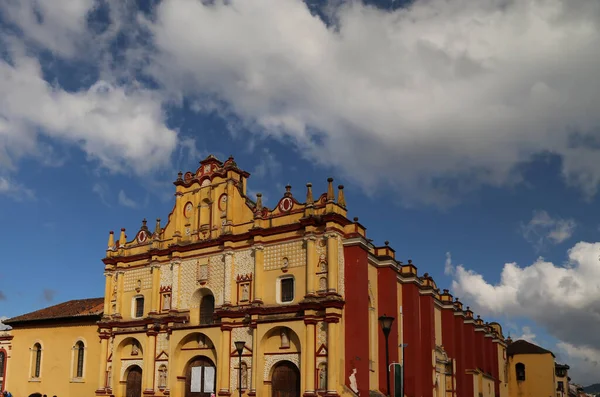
<box><xmin>507</xmin><ymin>353</ymin><xmax>556</xmax><ymax>397</ymax></box>
<box><xmin>8</xmin><ymin>322</ymin><xmax>100</xmax><ymax>397</ymax></box>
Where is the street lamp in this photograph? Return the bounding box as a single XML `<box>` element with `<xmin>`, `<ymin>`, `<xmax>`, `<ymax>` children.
<box><xmin>379</xmin><ymin>314</ymin><xmax>395</xmax><ymax>397</ymax></box>
<box><xmin>234</xmin><ymin>341</ymin><xmax>245</xmax><ymax>397</ymax></box>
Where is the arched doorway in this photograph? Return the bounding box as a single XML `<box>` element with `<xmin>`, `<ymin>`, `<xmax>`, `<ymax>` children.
<box><xmin>185</xmin><ymin>356</ymin><xmax>216</xmax><ymax>397</ymax></box>
<box><xmin>126</xmin><ymin>365</ymin><xmax>142</xmax><ymax>397</ymax></box>
<box><xmin>271</xmin><ymin>361</ymin><xmax>300</xmax><ymax>397</ymax></box>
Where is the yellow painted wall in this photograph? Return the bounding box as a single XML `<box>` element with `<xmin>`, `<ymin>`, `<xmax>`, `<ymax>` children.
<box><xmin>368</xmin><ymin>263</ymin><xmax>379</xmax><ymax>390</ymax></box>
<box><xmin>498</xmin><ymin>344</ymin><xmax>509</xmax><ymax>397</ymax></box>
<box><xmin>507</xmin><ymin>353</ymin><xmax>555</xmax><ymax>397</ymax></box>
<box><xmin>8</xmin><ymin>322</ymin><xmax>101</xmax><ymax>397</ymax></box>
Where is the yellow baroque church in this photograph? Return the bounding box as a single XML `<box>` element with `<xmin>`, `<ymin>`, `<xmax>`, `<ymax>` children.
<box><xmin>1</xmin><ymin>155</ymin><xmax>570</xmax><ymax>397</ymax></box>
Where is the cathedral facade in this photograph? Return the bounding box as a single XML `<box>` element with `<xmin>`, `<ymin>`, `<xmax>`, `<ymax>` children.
<box><xmin>4</xmin><ymin>155</ymin><xmax>515</xmax><ymax>397</ymax></box>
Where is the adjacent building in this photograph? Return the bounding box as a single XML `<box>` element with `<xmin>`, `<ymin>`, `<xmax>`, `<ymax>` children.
<box><xmin>2</xmin><ymin>154</ymin><xmax>556</xmax><ymax>397</ymax></box>
<box><xmin>506</xmin><ymin>339</ymin><xmax>570</xmax><ymax>397</ymax></box>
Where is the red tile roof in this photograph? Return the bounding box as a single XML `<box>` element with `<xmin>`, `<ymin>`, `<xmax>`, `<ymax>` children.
<box><xmin>5</xmin><ymin>297</ymin><xmax>104</xmax><ymax>325</ymax></box>
<box><xmin>507</xmin><ymin>339</ymin><xmax>555</xmax><ymax>358</ymax></box>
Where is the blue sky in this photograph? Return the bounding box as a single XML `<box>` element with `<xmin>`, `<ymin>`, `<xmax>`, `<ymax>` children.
<box><xmin>1</xmin><ymin>0</ymin><xmax>600</xmax><ymax>385</ymax></box>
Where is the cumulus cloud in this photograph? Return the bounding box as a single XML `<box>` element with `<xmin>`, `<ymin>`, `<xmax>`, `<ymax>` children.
<box><xmin>144</xmin><ymin>0</ymin><xmax>600</xmax><ymax>206</ymax></box>
<box><xmin>451</xmin><ymin>241</ymin><xmax>600</xmax><ymax>383</ymax></box>
<box><xmin>0</xmin><ymin>51</ymin><xmax>178</xmax><ymax>177</ymax></box>
<box><xmin>0</xmin><ymin>316</ymin><xmax>10</xmax><ymax>331</ymax></box>
<box><xmin>520</xmin><ymin>210</ymin><xmax>577</xmax><ymax>250</ymax></box>
<box><xmin>513</xmin><ymin>326</ymin><xmax>537</xmax><ymax>343</ymax></box>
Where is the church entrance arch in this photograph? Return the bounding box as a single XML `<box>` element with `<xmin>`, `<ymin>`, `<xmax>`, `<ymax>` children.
<box><xmin>271</xmin><ymin>361</ymin><xmax>300</xmax><ymax>397</ymax></box>
<box><xmin>125</xmin><ymin>365</ymin><xmax>142</xmax><ymax>397</ymax></box>
<box><xmin>185</xmin><ymin>356</ymin><xmax>216</xmax><ymax>397</ymax></box>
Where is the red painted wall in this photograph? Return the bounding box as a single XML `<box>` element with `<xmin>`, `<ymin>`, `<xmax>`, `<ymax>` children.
<box><xmin>441</xmin><ymin>308</ymin><xmax>456</xmax><ymax>393</ymax></box>
<box><xmin>476</xmin><ymin>330</ymin><xmax>485</xmax><ymax>371</ymax></box>
<box><xmin>344</xmin><ymin>245</ymin><xmax>370</xmax><ymax>396</ymax></box>
<box><xmin>419</xmin><ymin>294</ymin><xmax>435</xmax><ymax>397</ymax></box>
<box><xmin>492</xmin><ymin>342</ymin><xmax>500</xmax><ymax>396</ymax></box>
<box><xmin>377</xmin><ymin>267</ymin><xmax>399</xmax><ymax>394</ymax></box>
<box><xmin>402</xmin><ymin>283</ymin><xmax>422</xmax><ymax>397</ymax></box>
<box><xmin>465</xmin><ymin>322</ymin><xmax>476</xmax><ymax>397</ymax></box>
<box><xmin>453</xmin><ymin>315</ymin><xmax>467</xmax><ymax>397</ymax></box>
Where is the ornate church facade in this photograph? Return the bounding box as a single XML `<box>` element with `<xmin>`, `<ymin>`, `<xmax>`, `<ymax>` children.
<box><xmin>4</xmin><ymin>155</ymin><xmax>515</xmax><ymax>397</ymax></box>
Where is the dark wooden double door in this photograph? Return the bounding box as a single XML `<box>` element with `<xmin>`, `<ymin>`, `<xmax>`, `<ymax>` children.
<box><xmin>126</xmin><ymin>366</ymin><xmax>142</xmax><ymax>397</ymax></box>
<box><xmin>186</xmin><ymin>356</ymin><xmax>217</xmax><ymax>397</ymax></box>
<box><xmin>271</xmin><ymin>361</ymin><xmax>300</xmax><ymax>397</ymax></box>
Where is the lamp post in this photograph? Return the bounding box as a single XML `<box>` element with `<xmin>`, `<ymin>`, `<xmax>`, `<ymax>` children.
<box><xmin>379</xmin><ymin>314</ymin><xmax>395</xmax><ymax>397</ymax></box>
<box><xmin>234</xmin><ymin>341</ymin><xmax>245</xmax><ymax>397</ymax></box>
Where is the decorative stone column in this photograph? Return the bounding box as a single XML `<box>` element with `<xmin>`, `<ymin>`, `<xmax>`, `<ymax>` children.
<box><xmin>144</xmin><ymin>328</ymin><xmax>158</xmax><ymax>393</ymax></box>
<box><xmin>96</xmin><ymin>332</ymin><xmax>110</xmax><ymax>393</ymax></box>
<box><xmin>103</xmin><ymin>271</ymin><xmax>113</xmax><ymax>317</ymax></box>
<box><xmin>224</xmin><ymin>251</ymin><xmax>233</xmax><ymax>306</ymax></box>
<box><xmin>249</xmin><ymin>322</ymin><xmax>259</xmax><ymax>396</ymax></box>
<box><xmin>326</xmin><ymin>235</ymin><xmax>339</xmax><ymax>294</ymax></box>
<box><xmin>252</xmin><ymin>245</ymin><xmax>264</xmax><ymax>303</ymax></box>
<box><xmin>218</xmin><ymin>325</ymin><xmax>232</xmax><ymax>395</ymax></box>
<box><xmin>326</xmin><ymin>318</ymin><xmax>340</xmax><ymax>395</ymax></box>
<box><xmin>170</xmin><ymin>258</ymin><xmax>181</xmax><ymax>311</ymax></box>
<box><xmin>115</xmin><ymin>271</ymin><xmax>125</xmax><ymax>316</ymax></box>
<box><xmin>150</xmin><ymin>262</ymin><xmax>161</xmax><ymax>314</ymax></box>
<box><xmin>304</xmin><ymin>319</ymin><xmax>317</xmax><ymax>396</ymax></box>
<box><xmin>305</xmin><ymin>235</ymin><xmax>317</xmax><ymax>297</ymax></box>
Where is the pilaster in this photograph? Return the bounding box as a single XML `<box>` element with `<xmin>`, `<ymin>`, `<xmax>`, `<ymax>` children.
<box><xmin>303</xmin><ymin>318</ymin><xmax>318</xmax><ymax>396</ymax></box>
<box><xmin>252</xmin><ymin>245</ymin><xmax>264</xmax><ymax>303</ymax></box>
<box><xmin>95</xmin><ymin>333</ymin><xmax>110</xmax><ymax>394</ymax></box>
<box><xmin>224</xmin><ymin>251</ymin><xmax>233</xmax><ymax>305</ymax></box>
<box><xmin>326</xmin><ymin>234</ymin><xmax>339</xmax><ymax>294</ymax></box>
<box><xmin>143</xmin><ymin>330</ymin><xmax>158</xmax><ymax>394</ymax></box>
<box><xmin>103</xmin><ymin>271</ymin><xmax>113</xmax><ymax>317</ymax></box>
<box><xmin>218</xmin><ymin>325</ymin><xmax>232</xmax><ymax>395</ymax></box>
<box><xmin>115</xmin><ymin>271</ymin><xmax>125</xmax><ymax>317</ymax></box>
<box><xmin>304</xmin><ymin>235</ymin><xmax>317</xmax><ymax>297</ymax></box>
<box><xmin>150</xmin><ymin>262</ymin><xmax>161</xmax><ymax>314</ymax></box>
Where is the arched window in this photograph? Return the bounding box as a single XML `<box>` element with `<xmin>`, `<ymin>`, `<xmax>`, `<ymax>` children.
<box><xmin>200</xmin><ymin>294</ymin><xmax>215</xmax><ymax>325</ymax></box>
<box><xmin>76</xmin><ymin>341</ymin><xmax>85</xmax><ymax>378</ymax></box>
<box><xmin>516</xmin><ymin>362</ymin><xmax>525</xmax><ymax>381</ymax></box>
<box><xmin>32</xmin><ymin>343</ymin><xmax>42</xmax><ymax>378</ymax></box>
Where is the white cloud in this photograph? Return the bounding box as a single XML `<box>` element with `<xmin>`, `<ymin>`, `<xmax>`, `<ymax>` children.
<box><xmin>444</xmin><ymin>252</ymin><xmax>454</xmax><ymax>275</ymax></box>
<box><xmin>521</xmin><ymin>210</ymin><xmax>577</xmax><ymax>250</ymax></box>
<box><xmin>0</xmin><ymin>51</ymin><xmax>178</xmax><ymax>177</ymax></box>
<box><xmin>514</xmin><ymin>326</ymin><xmax>537</xmax><ymax>343</ymax></box>
<box><xmin>451</xmin><ymin>241</ymin><xmax>600</xmax><ymax>383</ymax></box>
<box><xmin>0</xmin><ymin>0</ymin><xmax>96</xmax><ymax>57</ymax></box>
<box><xmin>144</xmin><ymin>0</ymin><xmax>600</xmax><ymax>206</ymax></box>
<box><xmin>0</xmin><ymin>316</ymin><xmax>10</xmax><ymax>331</ymax></box>
<box><xmin>0</xmin><ymin>175</ymin><xmax>35</xmax><ymax>200</ymax></box>
<box><xmin>118</xmin><ymin>190</ymin><xmax>138</xmax><ymax>208</ymax></box>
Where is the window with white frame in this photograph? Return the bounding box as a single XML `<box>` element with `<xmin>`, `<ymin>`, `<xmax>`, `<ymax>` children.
<box><xmin>132</xmin><ymin>295</ymin><xmax>145</xmax><ymax>318</ymax></box>
<box><xmin>31</xmin><ymin>343</ymin><xmax>42</xmax><ymax>378</ymax></box>
<box><xmin>277</xmin><ymin>276</ymin><xmax>295</xmax><ymax>303</ymax></box>
<box><xmin>73</xmin><ymin>340</ymin><xmax>85</xmax><ymax>379</ymax></box>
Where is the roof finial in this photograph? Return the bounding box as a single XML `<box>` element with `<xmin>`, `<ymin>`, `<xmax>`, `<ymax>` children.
<box><xmin>141</xmin><ymin>218</ymin><xmax>148</xmax><ymax>230</ymax></box>
<box><xmin>107</xmin><ymin>231</ymin><xmax>115</xmax><ymax>250</ymax></box>
<box><xmin>327</xmin><ymin>178</ymin><xmax>334</xmax><ymax>202</ymax></box>
<box><xmin>177</xmin><ymin>171</ymin><xmax>183</xmax><ymax>182</ymax></box>
<box><xmin>284</xmin><ymin>184</ymin><xmax>292</xmax><ymax>197</ymax></box>
<box><xmin>255</xmin><ymin>193</ymin><xmax>263</xmax><ymax>218</ymax></box>
<box><xmin>306</xmin><ymin>183</ymin><xmax>314</xmax><ymax>205</ymax></box>
<box><xmin>119</xmin><ymin>228</ymin><xmax>126</xmax><ymax>246</ymax></box>
<box><xmin>337</xmin><ymin>185</ymin><xmax>346</xmax><ymax>207</ymax></box>
<box><xmin>154</xmin><ymin>218</ymin><xmax>161</xmax><ymax>236</ymax></box>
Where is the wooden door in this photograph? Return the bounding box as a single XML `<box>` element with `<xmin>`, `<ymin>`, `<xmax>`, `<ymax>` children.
<box><xmin>185</xmin><ymin>356</ymin><xmax>217</xmax><ymax>397</ymax></box>
<box><xmin>126</xmin><ymin>366</ymin><xmax>142</xmax><ymax>397</ymax></box>
<box><xmin>271</xmin><ymin>361</ymin><xmax>300</xmax><ymax>397</ymax></box>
